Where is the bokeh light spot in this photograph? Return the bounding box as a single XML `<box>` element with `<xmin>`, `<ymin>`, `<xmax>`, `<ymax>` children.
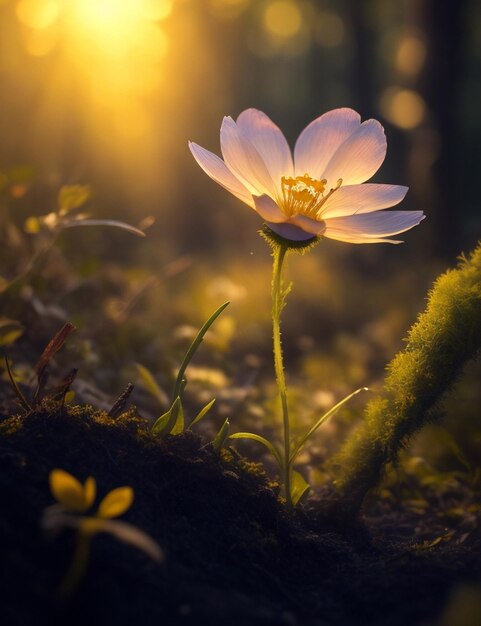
<box><xmin>263</xmin><ymin>0</ymin><xmax>303</xmax><ymax>39</ymax></box>
<box><xmin>380</xmin><ymin>87</ymin><xmax>426</xmax><ymax>130</ymax></box>
<box><xmin>396</xmin><ymin>33</ymin><xmax>426</xmax><ymax>76</ymax></box>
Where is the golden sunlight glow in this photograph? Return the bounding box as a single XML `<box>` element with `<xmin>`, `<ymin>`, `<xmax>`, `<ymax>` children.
<box><xmin>22</xmin><ymin>24</ymin><xmax>57</xmax><ymax>56</ymax></box>
<box><xmin>71</xmin><ymin>0</ymin><xmax>170</xmax><ymax>50</ymax></box>
<box><xmin>73</xmin><ymin>0</ymin><xmax>172</xmax><ymax>29</ymax></box>
<box><xmin>16</xmin><ymin>0</ymin><xmax>59</xmax><ymax>29</ymax></box>
<box><xmin>380</xmin><ymin>87</ymin><xmax>426</xmax><ymax>130</ymax></box>
<box><xmin>263</xmin><ymin>0</ymin><xmax>303</xmax><ymax>39</ymax></box>
<box><xmin>141</xmin><ymin>0</ymin><xmax>173</xmax><ymax>21</ymax></box>
<box><xmin>11</xmin><ymin>0</ymin><xmax>177</xmax><ymax>196</ymax></box>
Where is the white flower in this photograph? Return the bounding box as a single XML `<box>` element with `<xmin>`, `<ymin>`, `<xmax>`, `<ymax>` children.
<box><xmin>189</xmin><ymin>108</ymin><xmax>425</xmax><ymax>243</ymax></box>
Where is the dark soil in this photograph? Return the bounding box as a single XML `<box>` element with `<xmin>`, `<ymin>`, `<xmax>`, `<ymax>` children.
<box><xmin>0</xmin><ymin>404</ymin><xmax>480</xmax><ymax>626</ymax></box>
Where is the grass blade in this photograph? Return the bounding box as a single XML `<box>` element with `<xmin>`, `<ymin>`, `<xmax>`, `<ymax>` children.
<box><xmin>172</xmin><ymin>301</ymin><xmax>230</xmax><ymax>401</ymax></box>
<box><xmin>135</xmin><ymin>363</ymin><xmax>169</xmax><ymax>406</ymax></box>
<box><xmin>190</xmin><ymin>398</ymin><xmax>216</xmax><ymax>428</ymax></box>
<box><xmin>35</xmin><ymin>322</ymin><xmax>76</xmax><ymax>377</ymax></box>
<box><xmin>290</xmin><ymin>387</ymin><xmax>368</xmax><ymax>463</ymax></box>
<box><xmin>229</xmin><ymin>432</ymin><xmax>283</xmax><ymax>467</ymax></box>
<box><xmin>212</xmin><ymin>418</ymin><xmax>230</xmax><ymax>451</ymax></box>
<box><xmin>61</xmin><ymin>219</ymin><xmax>146</xmax><ymax>237</ymax></box>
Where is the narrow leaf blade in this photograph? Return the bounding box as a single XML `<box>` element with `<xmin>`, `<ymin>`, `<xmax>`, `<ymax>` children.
<box><xmin>61</xmin><ymin>219</ymin><xmax>146</xmax><ymax>237</ymax></box>
<box><xmin>290</xmin><ymin>387</ymin><xmax>368</xmax><ymax>463</ymax></box>
<box><xmin>172</xmin><ymin>301</ymin><xmax>230</xmax><ymax>401</ymax></box>
<box><xmin>229</xmin><ymin>432</ymin><xmax>282</xmax><ymax>467</ymax></box>
<box><xmin>212</xmin><ymin>418</ymin><xmax>230</xmax><ymax>451</ymax></box>
<box><xmin>135</xmin><ymin>363</ymin><xmax>169</xmax><ymax>406</ymax></box>
<box><xmin>35</xmin><ymin>322</ymin><xmax>76</xmax><ymax>377</ymax></box>
<box><xmin>190</xmin><ymin>398</ymin><xmax>216</xmax><ymax>427</ymax></box>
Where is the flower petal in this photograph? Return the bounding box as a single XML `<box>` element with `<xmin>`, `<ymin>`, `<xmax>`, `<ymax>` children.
<box><xmin>294</xmin><ymin>108</ymin><xmax>361</xmax><ymax>179</ymax></box>
<box><xmin>220</xmin><ymin>116</ymin><xmax>277</xmax><ymax>197</ymax></box>
<box><xmin>321</xmin><ymin>184</ymin><xmax>409</xmax><ymax>219</ymax></box>
<box><xmin>188</xmin><ymin>142</ymin><xmax>254</xmax><ymax>208</ymax></box>
<box><xmin>291</xmin><ymin>214</ymin><xmax>326</xmax><ymax>235</ymax></box>
<box><xmin>324</xmin><ymin>233</ymin><xmax>404</xmax><ymax>244</ymax></box>
<box><xmin>266</xmin><ymin>222</ymin><xmax>319</xmax><ymax>241</ymax></box>
<box><xmin>321</xmin><ymin>119</ymin><xmax>387</xmax><ymax>186</ymax></box>
<box><xmin>323</xmin><ymin>210</ymin><xmax>425</xmax><ymax>243</ymax></box>
<box><xmin>236</xmin><ymin>108</ymin><xmax>293</xmax><ymax>184</ymax></box>
<box><xmin>253</xmin><ymin>194</ymin><xmax>285</xmax><ymax>223</ymax></box>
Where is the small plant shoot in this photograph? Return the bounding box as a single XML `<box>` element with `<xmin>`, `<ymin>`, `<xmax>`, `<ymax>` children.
<box><xmin>44</xmin><ymin>470</ymin><xmax>162</xmax><ymax>598</ymax></box>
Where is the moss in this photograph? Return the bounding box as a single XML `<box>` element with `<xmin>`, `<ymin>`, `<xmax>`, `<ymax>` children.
<box><xmin>332</xmin><ymin>242</ymin><xmax>481</xmax><ymax>514</ymax></box>
<box><xmin>0</xmin><ymin>413</ymin><xmax>24</xmax><ymax>435</ymax></box>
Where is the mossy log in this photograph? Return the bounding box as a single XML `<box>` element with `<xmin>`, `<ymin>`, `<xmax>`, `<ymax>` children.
<box><xmin>331</xmin><ymin>242</ymin><xmax>481</xmax><ymax>515</ymax></box>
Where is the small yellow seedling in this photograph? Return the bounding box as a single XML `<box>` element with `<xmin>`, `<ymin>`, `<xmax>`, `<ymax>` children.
<box><xmin>49</xmin><ymin>470</ymin><xmax>97</xmax><ymax>513</ymax></box>
<box><xmin>44</xmin><ymin>469</ymin><xmax>162</xmax><ymax>598</ymax></box>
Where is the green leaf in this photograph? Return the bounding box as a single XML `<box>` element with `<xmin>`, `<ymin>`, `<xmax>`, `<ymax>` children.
<box><xmin>64</xmin><ymin>390</ymin><xmax>75</xmax><ymax>404</ymax></box>
<box><xmin>190</xmin><ymin>398</ymin><xmax>216</xmax><ymax>427</ymax></box>
<box><xmin>172</xmin><ymin>301</ymin><xmax>230</xmax><ymax>401</ymax></box>
<box><xmin>212</xmin><ymin>418</ymin><xmax>230</xmax><ymax>451</ymax></box>
<box><xmin>229</xmin><ymin>432</ymin><xmax>283</xmax><ymax>468</ymax></box>
<box><xmin>58</xmin><ymin>185</ymin><xmax>91</xmax><ymax>215</ymax></box>
<box><xmin>60</xmin><ymin>219</ymin><xmax>145</xmax><ymax>237</ymax></box>
<box><xmin>152</xmin><ymin>397</ymin><xmax>183</xmax><ymax>436</ymax></box>
<box><xmin>170</xmin><ymin>397</ymin><xmax>185</xmax><ymax>435</ymax></box>
<box><xmin>290</xmin><ymin>387</ymin><xmax>368</xmax><ymax>464</ymax></box>
<box><xmin>291</xmin><ymin>470</ymin><xmax>310</xmax><ymax>506</ymax></box>
<box><xmin>135</xmin><ymin>363</ymin><xmax>169</xmax><ymax>406</ymax></box>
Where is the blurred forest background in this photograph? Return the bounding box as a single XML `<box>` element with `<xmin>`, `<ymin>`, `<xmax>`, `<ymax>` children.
<box><xmin>1</xmin><ymin>0</ymin><xmax>480</xmax><ymax>256</ymax></box>
<box><xmin>1</xmin><ymin>0</ymin><xmax>481</xmax><ymax>496</ymax></box>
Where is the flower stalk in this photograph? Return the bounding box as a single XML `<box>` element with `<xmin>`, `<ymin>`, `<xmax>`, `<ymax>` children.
<box><xmin>229</xmin><ymin>228</ymin><xmax>366</xmax><ymax>509</ymax></box>
<box><xmin>270</xmin><ymin>240</ymin><xmax>292</xmax><ymax>507</ymax></box>
<box><xmin>58</xmin><ymin>531</ymin><xmax>91</xmax><ymax>599</ymax></box>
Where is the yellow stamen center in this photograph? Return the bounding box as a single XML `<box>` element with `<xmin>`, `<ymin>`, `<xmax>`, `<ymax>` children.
<box><xmin>280</xmin><ymin>174</ymin><xmax>342</xmax><ymax>219</ymax></box>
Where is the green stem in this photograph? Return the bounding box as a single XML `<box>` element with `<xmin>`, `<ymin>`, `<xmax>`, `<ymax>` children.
<box><xmin>58</xmin><ymin>532</ymin><xmax>91</xmax><ymax>600</ymax></box>
<box><xmin>271</xmin><ymin>242</ymin><xmax>292</xmax><ymax>508</ymax></box>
